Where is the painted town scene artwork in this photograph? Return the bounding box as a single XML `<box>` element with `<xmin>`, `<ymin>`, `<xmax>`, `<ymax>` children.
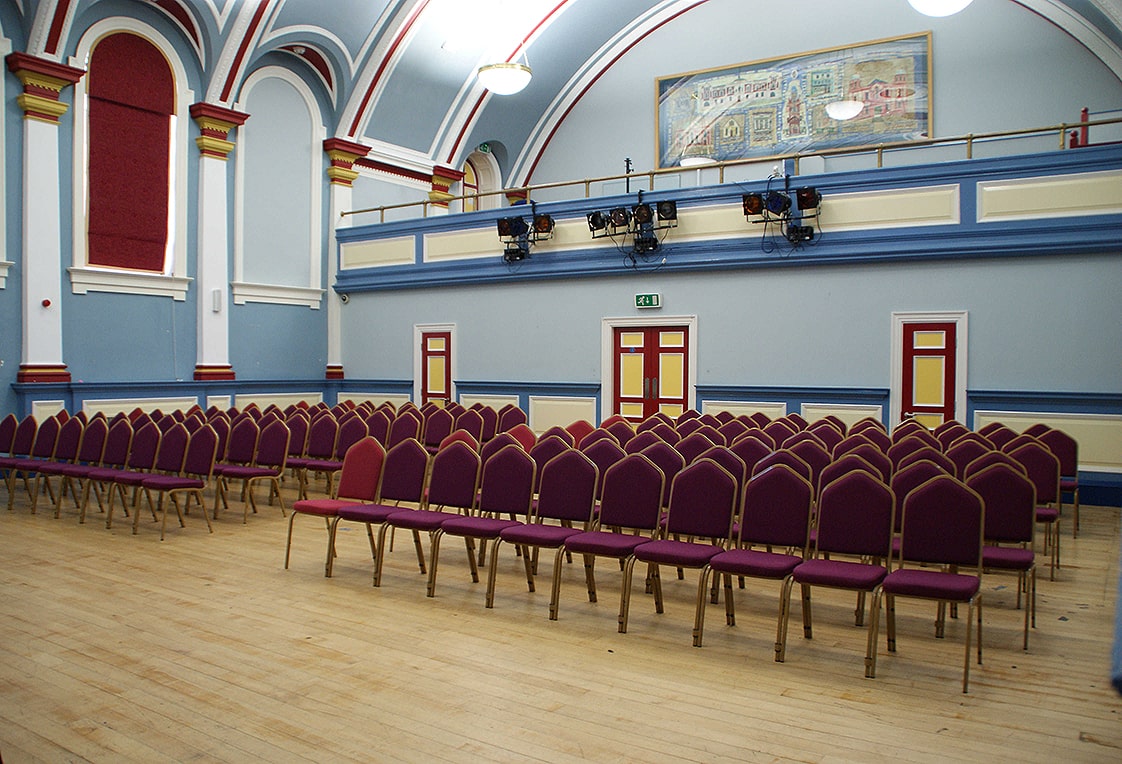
<box><xmin>656</xmin><ymin>34</ymin><xmax>930</xmax><ymax>168</ymax></box>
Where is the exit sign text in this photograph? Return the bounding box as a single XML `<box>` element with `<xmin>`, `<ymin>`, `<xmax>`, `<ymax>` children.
<box><xmin>635</xmin><ymin>293</ymin><xmax>661</xmax><ymax>309</ymax></box>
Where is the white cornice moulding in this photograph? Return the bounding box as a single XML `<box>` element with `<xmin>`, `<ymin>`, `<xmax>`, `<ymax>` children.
<box><xmin>231</xmin><ymin>282</ymin><xmax>325</xmax><ymax>309</ymax></box>
<box><xmin>0</xmin><ymin>261</ymin><xmax>12</xmax><ymax>288</ymax></box>
<box><xmin>69</xmin><ymin>267</ymin><xmax>192</xmax><ymax>300</ymax></box>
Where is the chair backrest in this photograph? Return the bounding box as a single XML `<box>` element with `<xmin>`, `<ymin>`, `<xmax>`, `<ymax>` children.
<box><xmin>52</xmin><ymin>416</ymin><xmax>84</xmax><ymax>462</ymax></box>
<box><xmin>255</xmin><ymin>420</ymin><xmax>291</xmax><ymax>470</ymax></box>
<box><xmin>1038</xmin><ymin>428</ymin><xmax>1078</xmax><ymax>476</ymax></box>
<box><xmin>814</xmin><ymin>470</ymin><xmax>894</xmax><ymax>559</ymax></box>
<box><xmin>851</xmin><ymin>424</ymin><xmax>891</xmax><ymax>452</ymax></box>
<box><xmin>365</xmin><ymin>409</ymin><xmax>392</xmax><ymax>445</ymax></box>
<box><xmin>747</xmin><ymin>412</ymin><xmax>771</xmax><ymax>428</ymax></box>
<box><xmin>676</xmin><ymin>408</ymin><xmax>701</xmax><ymax>426</ymax></box>
<box><xmin>377</xmin><ymin>438</ymin><xmax>430</xmax><ymax>504</ymax></box>
<box><xmin>529</xmin><ymin>435</ymin><xmax>572</xmax><ymax>491</ymax></box>
<box><xmin>887</xmin><ymin>435</ymin><xmax>931</xmax><ymax>468</ymax></box>
<box><xmin>126</xmin><ymin>422</ymin><xmax>162</xmax><ymax>470</ymax></box>
<box><xmin>650</xmin><ymin>422</ymin><xmax>681</xmax><ymax>446</ymax></box>
<box><xmin>439</xmin><ymin>429</ymin><xmax>480</xmax><ymax>452</ymax></box>
<box><xmin>209</xmin><ymin>415</ymin><xmax>230</xmax><ymax>462</ymax></box>
<box><xmin>99</xmin><ymin>418</ymin><xmax>133</xmax><ymax>468</ymax></box>
<box><xmin>497</xmin><ymin>404</ymin><xmax>527</xmax><ymax>432</ymax></box>
<box><xmin>750</xmin><ymin>448</ymin><xmax>811</xmax><ymax>483</ymax></box>
<box><xmin>506</xmin><ymin>423</ymin><xmax>537</xmax><ymax>452</ymax></box>
<box><xmin>728</xmin><ymin>435</ymin><xmax>771</xmax><ymax>475</ymax></box>
<box><xmin>664</xmin><ymin>458</ymin><xmax>737</xmax><ymax>540</ymax></box>
<box><xmin>697</xmin><ymin>413</ymin><xmax>722</xmax><ymax>429</ymax></box>
<box><xmin>691</xmin><ymin>424</ymin><xmax>726</xmax><ymax>446</ymax></box>
<box><xmin>898</xmin><ymin>475</ymin><xmax>984</xmax><ymax>569</ymax></box>
<box><xmin>604</xmin><ymin>419</ymin><xmax>635</xmax><ymax>447</ymax></box>
<box><xmin>333</xmin><ymin>417</ymin><xmax>368</xmax><ymax>460</ymax></box>
<box><xmin>477</xmin><ymin>444</ymin><xmax>536</xmax><ymax>518</ymax></box>
<box><xmin>538</xmin><ymin>425</ymin><xmax>575</xmax><ymax>447</ymax></box>
<box><xmin>1000</xmin><ymin>433</ymin><xmax>1039</xmax><ymax>455</ymax></box>
<box><xmin>181</xmin><ymin>425</ymin><xmax>220</xmax><ymax>480</ymax></box>
<box><xmin>1008</xmin><ymin>441</ymin><xmax>1060</xmax><ymax>505</ymax></box>
<box><xmin>74</xmin><ymin>415</ymin><xmax>109</xmax><ymax>464</ymax></box>
<box><xmin>896</xmin><ymin>445</ymin><xmax>955</xmax><ymax>475</ymax></box>
<box><xmin>387</xmin><ymin>412</ymin><xmax>421</xmax><ymax>449</ymax></box>
<box><xmin>832</xmin><ymin>431</ymin><xmax>875</xmax><ymax>458</ymax></box>
<box><xmin>477</xmin><ymin>405</ymin><xmax>498</xmax><ymax>442</ymax></box>
<box><xmin>818</xmin><ymin>452</ymin><xmax>881</xmax><ymax>494</ymax></box>
<box><xmin>676</xmin><ymin>431</ymin><xmax>715</xmax><ymax>464</ymax></box>
<box><xmin>639</xmin><ymin>441</ymin><xmax>686</xmax><ymax>507</ymax></box>
<box><xmin>717</xmin><ymin>419</ymin><xmax>749</xmax><ymax>444</ymax></box>
<box><xmin>422</xmin><ymin>407</ymin><xmax>455</xmax><ymax>449</ymax></box>
<box><xmin>565</xmin><ymin>419</ymin><xmax>596</xmax><ymax>447</ymax></box>
<box><xmin>481</xmin><ymin>432</ymin><xmax>521</xmax><ymax>464</ymax></box>
<box><xmin>285</xmin><ymin>414</ymin><xmax>310</xmax><ymax>459</ymax></box>
<box><xmin>807</xmin><ymin>421</ymin><xmax>844</xmax><ymax>451</ymax></box>
<box><xmin>966</xmin><ymin>462</ymin><xmax>1036</xmax><ymax>545</ymax></box>
<box><xmin>28</xmin><ymin>415</ymin><xmax>61</xmax><ymax>459</ymax></box>
<box><xmin>624</xmin><ymin>430</ymin><xmax>661</xmax><ymax>454</ymax></box>
<box><xmin>636</xmin><ymin>412</ymin><xmax>673</xmax><ymax>433</ymax></box>
<box><xmin>425</xmin><ymin>440</ymin><xmax>481</xmax><ymax>512</ymax></box>
<box><xmin>980</xmin><ymin>422</ymin><xmax>1019</xmax><ymax>449</ymax></box>
<box><xmin>946</xmin><ymin>438</ymin><xmax>992</xmax><ymax>478</ymax></box>
<box><xmin>934</xmin><ymin>421</ymin><xmax>970</xmax><ymax>450</ymax></box>
<box><xmin>0</xmin><ymin>413</ymin><xmax>17</xmax><ymax>455</ymax></box>
<box><xmin>785</xmin><ymin>439</ymin><xmax>830</xmax><ymax>492</ymax></box>
<box><xmin>844</xmin><ymin>443</ymin><xmax>892</xmax><ymax>481</ymax></box>
<box><xmin>579</xmin><ymin>437</ymin><xmax>627</xmax><ymax>498</ymax></box>
<box><xmin>762</xmin><ymin>418</ymin><xmax>797</xmax><ymax>445</ymax></box>
<box><xmin>890</xmin><ymin>419</ymin><xmax>929</xmax><ymax>443</ymax></box>
<box><xmin>962</xmin><ymin>449</ymin><xmax>1024</xmax><ymax>480</ymax></box>
<box><xmin>889</xmin><ymin>458</ymin><xmax>948</xmax><ymax>532</ymax></box>
<box><xmin>580</xmin><ymin>428</ymin><xmax>618</xmax><ymax>449</ymax></box>
<box><xmin>671</xmin><ymin>419</ymin><xmax>702</xmax><ymax>440</ymax></box>
<box><xmin>714</xmin><ymin>410</ymin><xmax>735</xmax><ymax>424</ymax></box>
<box><xmin>697</xmin><ymin>445</ymin><xmax>747</xmax><ymax>503</ymax></box>
<box><xmin>782</xmin><ymin>429</ymin><xmax>826</xmax><ymax>450</ymax></box>
<box><xmin>597</xmin><ymin>453</ymin><xmax>664</xmax><ymax>531</ymax></box>
<box><xmin>153</xmin><ymin>423</ymin><xmax>190</xmax><ymax>474</ymax></box>
<box><xmin>532</xmin><ymin>449</ymin><xmax>598</xmax><ymax>525</ymax></box>
<box><xmin>225</xmin><ymin>417</ymin><xmax>262</xmax><ymax>464</ymax></box>
<box><xmin>334</xmin><ymin>436</ymin><xmax>386</xmax><ymax>502</ymax></box>
<box><xmin>738</xmin><ymin>463</ymin><xmax>814</xmax><ymax>550</ymax></box>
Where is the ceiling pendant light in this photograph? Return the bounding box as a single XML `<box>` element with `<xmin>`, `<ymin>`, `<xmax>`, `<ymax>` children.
<box><xmin>477</xmin><ymin>61</ymin><xmax>532</xmax><ymax>95</ymax></box>
<box><xmin>907</xmin><ymin>0</ymin><xmax>974</xmax><ymax>17</ymax></box>
<box><xmin>825</xmin><ymin>100</ymin><xmax>864</xmax><ymax>121</ymax></box>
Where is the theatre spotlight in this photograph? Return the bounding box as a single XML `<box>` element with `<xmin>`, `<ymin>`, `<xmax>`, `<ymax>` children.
<box><xmin>587</xmin><ymin>210</ymin><xmax>608</xmax><ymax>232</ymax></box>
<box><xmin>609</xmin><ymin>207</ymin><xmax>631</xmax><ymax>228</ymax></box>
<box><xmin>532</xmin><ymin>213</ymin><xmax>555</xmax><ymax>236</ymax></box>
<box><xmin>742</xmin><ymin>193</ymin><xmax>764</xmax><ymax>216</ymax></box>
<box><xmin>496</xmin><ymin>216</ymin><xmax>528</xmax><ymax>238</ymax></box>
<box><xmin>796</xmin><ymin>187</ymin><xmax>821</xmax><ymax>211</ymax></box>
<box><xmin>656</xmin><ymin>200</ymin><xmax>678</xmax><ymax>221</ymax></box>
<box><xmin>765</xmin><ymin>191</ymin><xmax>791</xmax><ymax>214</ymax></box>
<box><xmin>786</xmin><ymin>224</ymin><xmax>815</xmax><ymax>243</ymax></box>
<box><xmin>633</xmin><ymin>203</ymin><xmax>654</xmax><ymax>225</ymax></box>
<box><xmin>503</xmin><ymin>240</ymin><xmax>530</xmax><ymax>263</ymax></box>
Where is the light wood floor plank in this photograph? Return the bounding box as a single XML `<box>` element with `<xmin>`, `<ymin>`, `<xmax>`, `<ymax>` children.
<box><xmin>1</xmin><ymin>483</ymin><xmax>1120</xmax><ymax>762</ymax></box>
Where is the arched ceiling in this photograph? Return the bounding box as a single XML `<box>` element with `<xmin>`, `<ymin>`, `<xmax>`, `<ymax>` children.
<box><xmin>13</xmin><ymin>0</ymin><xmax>1122</xmax><ymax>185</ymax></box>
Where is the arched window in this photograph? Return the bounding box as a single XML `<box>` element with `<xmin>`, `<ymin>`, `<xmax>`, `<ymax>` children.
<box><xmin>462</xmin><ymin>157</ymin><xmax>479</xmax><ymax>212</ymax></box>
<box><xmin>459</xmin><ymin>149</ymin><xmax>501</xmax><ymax>211</ymax></box>
<box><xmin>86</xmin><ymin>33</ymin><xmax>174</xmax><ymax>272</ymax></box>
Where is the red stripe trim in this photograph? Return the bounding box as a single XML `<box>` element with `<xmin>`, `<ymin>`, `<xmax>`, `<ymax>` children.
<box><xmin>219</xmin><ymin>0</ymin><xmax>271</xmax><ymax>103</ymax></box>
<box><xmin>355</xmin><ymin>157</ymin><xmax>431</xmax><ymax>184</ymax></box>
<box><xmin>44</xmin><ymin>0</ymin><xmax>74</xmax><ymax>56</ymax></box>
<box><xmin>348</xmin><ymin>0</ymin><xmax>430</xmax><ymax>138</ymax></box>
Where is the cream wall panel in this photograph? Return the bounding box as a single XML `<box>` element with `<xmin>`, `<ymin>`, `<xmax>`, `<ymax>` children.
<box><xmin>207</xmin><ymin>395</ymin><xmax>233</xmax><ymax>411</ymax></box>
<box><xmin>818</xmin><ymin>185</ymin><xmax>960</xmax><ymax>232</ymax></box>
<box><xmin>31</xmin><ymin>400</ymin><xmax>66</xmax><ymax>420</ymax></box>
<box><xmin>673</xmin><ymin>205</ymin><xmax>752</xmax><ymax>241</ymax></box>
<box><xmin>977</xmin><ymin>169</ymin><xmax>1122</xmax><ymax>223</ymax></box>
<box><xmin>343</xmin><ymin>393</ymin><xmax>411</xmax><ymax>410</ymax></box>
<box><xmin>974</xmin><ymin>410</ymin><xmax>1122</xmax><ymax>472</ymax></box>
<box><xmin>340</xmin><ymin>237</ymin><xmax>414</xmax><ymax>269</ymax></box>
<box><xmin>82</xmin><ymin>396</ymin><xmax>199</xmax><ymax>417</ymax></box>
<box><xmin>234</xmin><ymin>393</ymin><xmax>323</xmax><ymax>411</ymax></box>
<box><xmin>703</xmin><ymin>400</ymin><xmax>788</xmax><ymax>420</ymax></box>
<box><xmin>801</xmin><ymin>403</ymin><xmax>883</xmax><ymax>429</ymax></box>
<box><xmin>529</xmin><ymin>396</ymin><xmax>597</xmax><ymax>434</ymax></box>
<box><xmin>425</xmin><ymin>228</ymin><xmax>499</xmax><ymax>262</ymax></box>
<box><xmin>460</xmin><ymin>394</ymin><xmax>519</xmax><ymax>411</ymax></box>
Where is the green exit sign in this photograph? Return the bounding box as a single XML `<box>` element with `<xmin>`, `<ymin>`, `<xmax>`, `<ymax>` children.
<box><xmin>635</xmin><ymin>293</ymin><xmax>661</xmax><ymax>309</ymax></box>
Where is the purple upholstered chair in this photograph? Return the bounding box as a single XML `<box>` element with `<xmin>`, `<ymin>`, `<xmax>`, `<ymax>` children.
<box><xmin>86</xmin><ymin>422</ymin><xmax>163</xmax><ymax>530</ymax></box>
<box><xmin>140</xmin><ymin>424</ymin><xmax>220</xmax><ymax>540</ymax></box>
<box><xmin>556</xmin><ymin>453</ymin><xmax>664</xmax><ymax>622</ymax></box>
<box><xmin>1038</xmin><ymin>428</ymin><xmax>1080</xmax><ymax>537</ymax></box>
<box><xmin>701</xmin><ymin>463</ymin><xmax>814</xmax><ymax>652</ymax></box>
<box><xmin>717</xmin><ymin>418</ymin><xmax>749</xmax><ymax>445</ymax></box>
<box><xmin>675</xmin><ymin>431</ymin><xmax>716</xmax><ymax>465</ymax></box>
<box><xmin>488</xmin><ymin>449</ymin><xmax>598</xmax><ymax>609</ymax></box>
<box><xmin>946</xmin><ymin>438</ymin><xmax>993</xmax><ymax>479</ymax></box>
<box><xmin>386</xmin><ymin>411</ymin><xmax>422</xmax><ymax>450</ymax></box>
<box><xmin>639</xmin><ymin>441</ymin><xmax>686</xmax><ymax>509</ymax></box>
<box><xmin>216</xmin><ymin>419</ymin><xmax>291</xmax><ymax>524</ymax></box>
<box><xmin>580</xmin><ymin>437</ymin><xmax>627</xmax><ymax>501</ymax></box>
<box><xmin>538</xmin><ymin>425</ymin><xmax>575</xmax><ymax>447</ymax></box>
<box><xmin>750</xmin><ymin>449</ymin><xmax>811</xmax><ymax>483</ymax></box>
<box><xmin>0</xmin><ymin>413</ymin><xmax>17</xmax><ymax>457</ymax></box>
<box><xmin>868</xmin><ymin>474</ymin><xmax>984</xmax><ymax>692</ymax></box>
<box><xmin>529</xmin><ymin>435</ymin><xmax>572</xmax><ymax>493</ymax></box>
<box><xmin>781</xmin><ymin>470</ymin><xmax>894</xmax><ymax>665</ymax></box>
<box><xmin>622</xmin><ymin>429</ymin><xmax>660</xmax><ymax>455</ymax></box>
<box><xmin>3</xmin><ymin>415</ymin><xmax>59</xmax><ymax>511</ymax></box>
<box><xmin>785</xmin><ymin>439</ymin><xmax>830</xmax><ymax>497</ymax></box>
<box><xmin>565</xmin><ymin>419</ymin><xmax>595</xmax><ymax>447</ymax></box>
<box><xmin>453</xmin><ymin>408</ymin><xmax>485</xmax><ymax>445</ymax></box>
<box><xmin>497</xmin><ymin>404</ymin><xmax>527</xmax><ymax>433</ymax></box>
<box><xmin>24</xmin><ymin>415</ymin><xmax>84</xmax><ymax>513</ymax></box>
<box><xmin>806</xmin><ymin>421</ymin><xmax>844</xmax><ymax>452</ymax></box>
<box><xmin>379</xmin><ymin>440</ymin><xmax>480</xmax><ymax>595</ymax></box>
<box><xmin>934</xmin><ymin>420</ymin><xmax>970</xmax><ymax>450</ymax></box>
<box><xmin>480</xmin><ymin>432</ymin><xmax>521</xmax><ymax>464</ymax></box>
<box><xmin>962</xmin><ymin>449</ymin><xmax>1023</xmax><ymax>481</ymax></box>
<box><xmin>728</xmin><ymin>435</ymin><xmax>772</xmax><ymax>477</ymax></box>
<box><xmin>843</xmin><ymin>443</ymin><xmax>892</xmax><ymax>482</ymax></box>
<box><xmin>477</xmin><ymin>405</ymin><xmax>498</xmax><ymax>443</ymax></box>
<box><xmin>890</xmin><ymin>418</ymin><xmax>930</xmax><ymax>444</ymax></box>
<box><xmin>968</xmin><ymin>462</ymin><xmax>1036</xmax><ymax>650</ymax></box>
<box><xmin>896</xmin><ymin>445</ymin><xmax>955</xmax><ymax>475</ymax></box>
<box><xmin>620</xmin><ymin>458</ymin><xmax>738</xmax><ymax>643</ymax></box>
<box><xmin>1008</xmin><ymin>440</ymin><xmax>1061</xmax><ymax>580</ymax></box>
<box><xmin>421</xmin><ymin>406</ymin><xmax>454</xmax><ymax>454</ymax></box>
<box><xmin>39</xmin><ymin>415</ymin><xmax>107</xmax><ymax>518</ymax></box>
<box><xmin>433</xmin><ymin>444</ymin><xmax>536</xmax><ymax>599</ymax></box>
<box><xmin>887</xmin><ymin>435</ymin><xmax>931</xmax><ymax>470</ymax></box>
<box><xmin>762</xmin><ymin>418</ymin><xmax>798</xmax><ymax>446</ymax></box>
<box><xmin>285</xmin><ymin>436</ymin><xmax>385</xmax><ymax>575</ymax></box>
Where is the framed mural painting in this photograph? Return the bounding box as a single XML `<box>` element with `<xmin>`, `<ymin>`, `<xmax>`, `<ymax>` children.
<box><xmin>655</xmin><ymin>33</ymin><xmax>931</xmax><ymax>169</ymax></box>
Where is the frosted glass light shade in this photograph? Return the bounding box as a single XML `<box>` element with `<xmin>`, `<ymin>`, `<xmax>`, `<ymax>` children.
<box><xmin>477</xmin><ymin>62</ymin><xmax>532</xmax><ymax>95</ymax></box>
<box><xmin>825</xmin><ymin>100</ymin><xmax>864</xmax><ymax>120</ymax></box>
<box><xmin>907</xmin><ymin>0</ymin><xmax>974</xmax><ymax>17</ymax></box>
<box><xmin>679</xmin><ymin>156</ymin><xmax>716</xmax><ymax>167</ymax></box>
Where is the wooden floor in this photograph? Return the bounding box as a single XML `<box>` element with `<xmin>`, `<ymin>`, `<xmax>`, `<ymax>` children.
<box><xmin>1</xmin><ymin>479</ymin><xmax>1120</xmax><ymax>763</ymax></box>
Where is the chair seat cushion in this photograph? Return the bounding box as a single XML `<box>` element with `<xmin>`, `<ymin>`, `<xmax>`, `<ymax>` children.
<box><xmin>709</xmin><ymin>548</ymin><xmax>802</xmax><ymax>579</ymax></box>
<box><xmin>792</xmin><ymin>558</ymin><xmax>887</xmax><ymax>590</ymax></box>
<box><xmin>983</xmin><ymin>545</ymin><xmax>1034</xmax><ymax>571</ymax></box>
<box><xmin>292</xmin><ymin>498</ymin><xmax>361</xmax><ymax>517</ymax></box>
<box><xmin>54</xmin><ymin>463</ymin><xmax>107</xmax><ymax>478</ymax></box>
<box><xmin>500</xmin><ymin>524</ymin><xmax>583</xmax><ymax>548</ymax></box>
<box><xmin>1035</xmin><ymin>506</ymin><xmax>1059</xmax><ymax>522</ymax></box>
<box><xmin>441</xmin><ymin>516</ymin><xmax>521</xmax><ymax>538</ymax></box>
<box><xmin>633</xmin><ymin>538</ymin><xmax>722</xmax><ymax>568</ymax></box>
<box><xmin>387</xmin><ymin>508</ymin><xmax>462</xmax><ymax>531</ymax></box>
<box><xmin>34</xmin><ymin>462</ymin><xmax>77</xmax><ymax>476</ymax></box>
<box><xmin>219</xmin><ymin>465</ymin><xmax>276</xmax><ymax>480</ymax></box>
<box><xmin>142</xmin><ymin>476</ymin><xmax>205</xmax><ymax>491</ymax></box>
<box><xmin>882</xmin><ymin>568</ymin><xmax>980</xmax><ymax>601</ymax></box>
<box><xmin>88</xmin><ymin>468</ymin><xmax>150</xmax><ymax>486</ymax></box>
<box><xmin>291</xmin><ymin>458</ymin><xmax>342</xmax><ymax>473</ymax></box>
<box><xmin>564</xmin><ymin>531</ymin><xmax>651</xmax><ymax>558</ymax></box>
<box><xmin>1060</xmin><ymin>477</ymin><xmax>1078</xmax><ymax>491</ymax></box>
<box><xmin>335</xmin><ymin>503</ymin><xmax>401</xmax><ymax>524</ymax></box>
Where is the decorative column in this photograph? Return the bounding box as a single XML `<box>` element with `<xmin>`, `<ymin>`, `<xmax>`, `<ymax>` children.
<box><xmin>6</xmin><ymin>53</ymin><xmax>85</xmax><ymax>383</ymax></box>
<box><xmin>322</xmin><ymin>138</ymin><xmax>370</xmax><ymax>380</ymax></box>
<box><xmin>189</xmin><ymin>103</ymin><xmax>247</xmax><ymax>381</ymax></box>
<box><xmin>427</xmin><ymin>165</ymin><xmax>465</xmax><ymax>215</ymax></box>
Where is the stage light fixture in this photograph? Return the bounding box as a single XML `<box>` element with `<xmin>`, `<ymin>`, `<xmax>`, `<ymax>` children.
<box><xmin>634</xmin><ymin>235</ymin><xmax>659</xmax><ymax>254</ymax></box>
<box><xmin>786</xmin><ymin>224</ymin><xmax>815</xmax><ymax>243</ymax></box>
<box><xmin>587</xmin><ymin>211</ymin><xmax>607</xmax><ymax>231</ymax></box>
<box><xmin>796</xmin><ymin>187</ymin><xmax>821</xmax><ymax>211</ymax></box>
<box><xmin>503</xmin><ymin>240</ymin><xmax>530</xmax><ymax>262</ymax></box>
<box><xmin>496</xmin><ymin>216</ymin><xmax>528</xmax><ymax>238</ymax></box>
<box><xmin>743</xmin><ymin>193</ymin><xmax>764</xmax><ymax>216</ymax></box>
<box><xmin>656</xmin><ymin>200</ymin><xmax>678</xmax><ymax>221</ymax></box>
<box><xmin>633</xmin><ymin>203</ymin><xmax>654</xmax><ymax>225</ymax></box>
<box><xmin>765</xmin><ymin>191</ymin><xmax>791</xmax><ymax>214</ymax></box>
<box><xmin>609</xmin><ymin>207</ymin><xmax>631</xmax><ymax>228</ymax></box>
<box><xmin>532</xmin><ymin>213</ymin><xmax>555</xmax><ymax>235</ymax></box>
